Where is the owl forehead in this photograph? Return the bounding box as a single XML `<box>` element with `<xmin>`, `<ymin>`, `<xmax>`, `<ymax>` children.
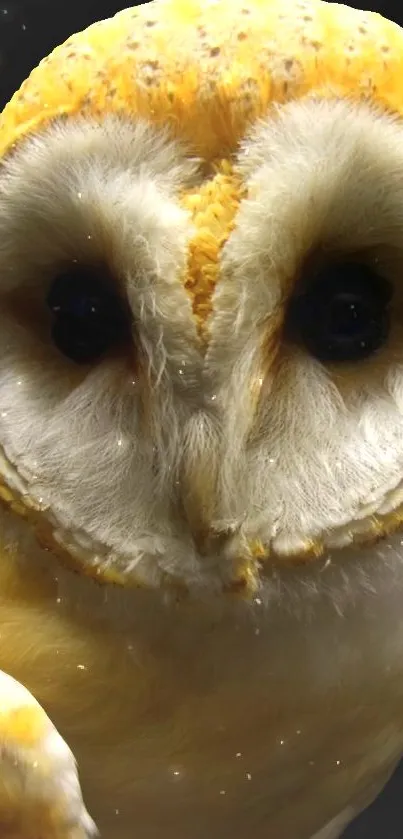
<box><xmin>1</xmin><ymin>0</ymin><xmax>403</xmax><ymax>332</ymax></box>
<box><xmin>2</xmin><ymin>0</ymin><xmax>403</xmax><ymax>162</ymax></box>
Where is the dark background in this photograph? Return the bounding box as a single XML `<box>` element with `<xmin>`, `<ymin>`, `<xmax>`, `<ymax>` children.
<box><xmin>0</xmin><ymin>0</ymin><xmax>401</xmax><ymax>835</ymax></box>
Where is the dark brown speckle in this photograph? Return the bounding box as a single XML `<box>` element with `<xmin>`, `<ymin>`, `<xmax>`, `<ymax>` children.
<box><xmin>144</xmin><ymin>59</ymin><xmax>160</xmax><ymax>70</ymax></box>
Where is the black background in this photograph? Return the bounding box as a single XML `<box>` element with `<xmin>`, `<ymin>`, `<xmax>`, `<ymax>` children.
<box><xmin>0</xmin><ymin>0</ymin><xmax>402</xmax><ymax>835</ymax></box>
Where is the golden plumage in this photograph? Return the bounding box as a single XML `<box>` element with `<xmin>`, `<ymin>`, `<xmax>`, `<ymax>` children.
<box><xmin>3</xmin><ymin>0</ymin><xmax>403</xmax><ymax>157</ymax></box>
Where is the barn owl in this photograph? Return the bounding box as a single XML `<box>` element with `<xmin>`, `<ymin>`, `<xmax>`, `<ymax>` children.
<box><xmin>3</xmin><ymin>0</ymin><xmax>403</xmax><ymax>836</ymax></box>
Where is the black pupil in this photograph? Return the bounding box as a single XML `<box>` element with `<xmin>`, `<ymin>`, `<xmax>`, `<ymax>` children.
<box><xmin>47</xmin><ymin>268</ymin><xmax>128</xmax><ymax>364</ymax></box>
<box><xmin>327</xmin><ymin>293</ymin><xmax>375</xmax><ymax>341</ymax></box>
<box><xmin>289</xmin><ymin>261</ymin><xmax>392</xmax><ymax>363</ymax></box>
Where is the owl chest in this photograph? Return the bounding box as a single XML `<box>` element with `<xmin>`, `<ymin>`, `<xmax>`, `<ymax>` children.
<box><xmin>2</xmin><ymin>529</ymin><xmax>403</xmax><ymax>838</ymax></box>
<box><xmin>21</xmin><ymin>564</ymin><xmax>403</xmax><ymax>838</ymax></box>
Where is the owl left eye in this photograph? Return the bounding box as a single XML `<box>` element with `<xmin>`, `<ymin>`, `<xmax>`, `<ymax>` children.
<box><xmin>46</xmin><ymin>267</ymin><xmax>130</xmax><ymax>364</ymax></box>
<box><xmin>288</xmin><ymin>261</ymin><xmax>393</xmax><ymax>363</ymax></box>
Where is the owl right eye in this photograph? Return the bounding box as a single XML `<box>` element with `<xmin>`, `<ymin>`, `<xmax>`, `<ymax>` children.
<box><xmin>288</xmin><ymin>261</ymin><xmax>393</xmax><ymax>363</ymax></box>
<box><xmin>46</xmin><ymin>267</ymin><xmax>131</xmax><ymax>364</ymax></box>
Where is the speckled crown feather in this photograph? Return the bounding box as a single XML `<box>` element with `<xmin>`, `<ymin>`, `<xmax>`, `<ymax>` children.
<box><xmin>2</xmin><ymin>0</ymin><xmax>403</xmax><ymax>160</ymax></box>
<box><xmin>1</xmin><ymin>0</ymin><xmax>403</xmax><ymax>334</ymax></box>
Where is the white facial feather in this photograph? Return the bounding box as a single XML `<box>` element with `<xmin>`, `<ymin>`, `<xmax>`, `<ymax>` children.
<box><xmin>210</xmin><ymin>98</ymin><xmax>403</xmax><ymax>557</ymax></box>
<box><xmin>0</xmin><ymin>117</ymin><xmax>210</xmax><ymax>590</ymax></box>
<box><xmin>1</xmin><ymin>101</ymin><xmax>403</xmax><ymax>592</ymax></box>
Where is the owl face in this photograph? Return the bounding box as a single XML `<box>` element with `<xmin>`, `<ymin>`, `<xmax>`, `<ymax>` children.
<box><xmin>1</xmin><ymin>0</ymin><xmax>403</xmax><ymax>596</ymax></box>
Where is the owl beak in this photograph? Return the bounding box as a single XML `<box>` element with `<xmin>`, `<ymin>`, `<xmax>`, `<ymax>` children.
<box><xmin>191</xmin><ymin>526</ymin><xmax>232</xmax><ymax>557</ymax></box>
<box><xmin>179</xmin><ymin>472</ymin><xmax>236</xmax><ymax>556</ymax></box>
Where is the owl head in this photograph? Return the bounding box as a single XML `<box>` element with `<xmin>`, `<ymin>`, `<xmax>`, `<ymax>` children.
<box><xmin>0</xmin><ymin>0</ymin><xmax>403</xmax><ymax>598</ymax></box>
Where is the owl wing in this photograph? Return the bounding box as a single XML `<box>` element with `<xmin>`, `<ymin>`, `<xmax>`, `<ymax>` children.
<box><xmin>0</xmin><ymin>670</ymin><xmax>96</xmax><ymax>839</ymax></box>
